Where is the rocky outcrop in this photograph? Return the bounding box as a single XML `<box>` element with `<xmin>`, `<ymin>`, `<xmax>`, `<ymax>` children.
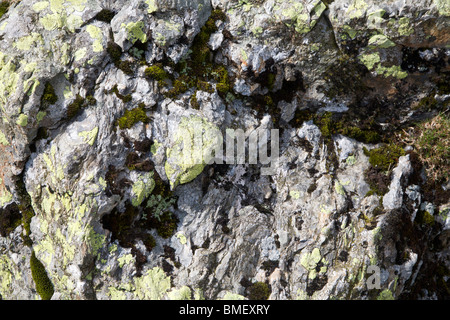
<box><xmin>0</xmin><ymin>0</ymin><xmax>449</xmax><ymax>300</ymax></box>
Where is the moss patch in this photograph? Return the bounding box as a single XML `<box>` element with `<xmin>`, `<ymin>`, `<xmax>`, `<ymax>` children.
<box><xmin>0</xmin><ymin>1</ymin><xmax>10</xmax><ymax>19</ymax></box>
<box><xmin>30</xmin><ymin>250</ymin><xmax>54</xmax><ymax>300</ymax></box>
<box><xmin>117</xmin><ymin>106</ymin><xmax>149</xmax><ymax>130</ymax></box>
<box><xmin>363</xmin><ymin>144</ymin><xmax>405</xmax><ymax>172</ymax></box>
<box><xmin>41</xmin><ymin>82</ymin><xmax>58</xmax><ymax>108</ymax></box>
<box><xmin>247</xmin><ymin>282</ymin><xmax>271</xmax><ymax>300</ymax></box>
<box><xmin>94</xmin><ymin>9</ymin><xmax>116</xmax><ymax>23</ymax></box>
<box><xmin>158</xmin><ymin>9</ymin><xmax>230</xmax><ymax>100</ymax></box>
<box><xmin>145</xmin><ymin>64</ymin><xmax>168</xmax><ymax>81</ymax></box>
<box><xmin>363</xmin><ymin>144</ymin><xmax>405</xmax><ymax>196</ymax></box>
<box><xmin>411</xmin><ymin>113</ymin><xmax>450</xmax><ymax>183</ymax></box>
<box><xmin>0</xmin><ymin>203</ymin><xmax>22</xmax><ymax>237</ymax></box>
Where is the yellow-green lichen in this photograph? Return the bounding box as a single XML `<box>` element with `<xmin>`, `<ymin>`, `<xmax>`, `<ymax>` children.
<box><xmin>86</xmin><ymin>225</ymin><xmax>106</xmax><ymax>258</ymax></box>
<box><xmin>377</xmin><ymin>289</ymin><xmax>394</xmax><ymax>300</ymax></box>
<box><xmin>346</xmin><ymin>155</ymin><xmax>356</xmax><ymax>165</ymax></box>
<box><xmin>347</xmin><ymin>0</ymin><xmax>368</xmax><ymax>19</ymax></box>
<box><xmin>359</xmin><ymin>52</ymin><xmax>380</xmax><ymax>70</ymax></box>
<box><xmin>168</xmin><ymin>286</ymin><xmax>192</xmax><ymax>300</ymax></box>
<box><xmin>39</xmin><ymin>13</ymin><xmax>65</xmax><ymax>31</ymax></box>
<box><xmin>131</xmin><ymin>172</ymin><xmax>156</xmax><ymax>207</ymax></box>
<box><xmin>32</xmin><ymin>1</ymin><xmax>50</xmax><ymax>12</ymax></box>
<box><xmin>0</xmin><ymin>52</ymin><xmax>20</xmax><ymax>105</ymax></box>
<box><xmin>368</xmin><ymin>34</ymin><xmax>396</xmax><ymax>48</ymax></box>
<box><xmin>108</xmin><ymin>287</ymin><xmax>127</xmax><ymax>300</ymax></box>
<box><xmin>375</xmin><ymin>65</ymin><xmax>408</xmax><ymax>79</ymax></box>
<box><xmin>0</xmin><ymin>130</ymin><xmax>9</xmax><ymax>146</ymax></box>
<box><xmin>434</xmin><ymin>0</ymin><xmax>450</xmax><ymax>16</ymax></box>
<box><xmin>14</xmin><ymin>33</ymin><xmax>43</xmax><ymax>51</ymax></box>
<box><xmin>78</xmin><ymin>127</ymin><xmax>99</xmax><ymax>145</ymax></box>
<box><xmin>16</xmin><ymin>114</ymin><xmax>28</xmax><ymax>126</ymax></box>
<box><xmin>74</xmin><ymin>47</ymin><xmax>87</xmax><ymax>62</ymax></box>
<box><xmin>300</xmin><ymin>248</ymin><xmax>328</xmax><ymax>279</ymax></box>
<box><xmin>176</xmin><ymin>232</ymin><xmax>187</xmax><ymax>245</ymax></box>
<box><xmin>397</xmin><ymin>17</ymin><xmax>414</xmax><ymax>36</ymax></box>
<box><xmin>118</xmin><ymin>253</ymin><xmax>134</xmax><ymax>268</ymax></box>
<box><xmin>0</xmin><ymin>254</ymin><xmax>15</xmax><ymax>298</ymax></box>
<box><xmin>367</xmin><ymin>9</ymin><xmax>386</xmax><ymax>29</ymax></box>
<box><xmin>164</xmin><ymin>115</ymin><xmax>222</xmax><ymax>189</ymax></box>
<box><xmin>150</xmin><ymin>140</ymin><xmax>162</xmax><ymax>155</ymax></box>
<box><xmin>221</xmin><ymin>291</ymin><xmax>246</xmax><ymax>300</ymax></box>
<box><xmin>86</xmin><ymin>25</ymin><xmax>103</xmax><ymax>53</ymax></box>
<box><xmin>134</xmin><ymin>267</ymin><xmax>171</xmax><ymax>300</ymax></box>
<box><xmin>335</xmin><ymin>180</ymin><xmax>345</xmax><ymax>196</ymax></box>
<box><xmin>145</xmin><ymin>0</ymin><xmax>158</xmax><ymax>13</ymax></box>
<box><xmin>289</xmin><ymin>190</ymin><xmax>301</xmax><ymax>200</ymax></box>
<box><xmin>121</xmin><ymin>21</ymin><xmax>147</xmax><ymax>44</ymax></box>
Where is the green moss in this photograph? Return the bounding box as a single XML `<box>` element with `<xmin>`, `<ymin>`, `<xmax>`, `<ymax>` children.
<box><xmin>415</xmin><ymin>94</ymin><xmax>438</xmax><ymax>111</ymax></box>
<box><xmin>110</xmin><ymin>85</ymin><xmax>132</xmax><ymax>103</ymax></box>
<box><xmin>117</xmin><ymin>60</ymin><xmax>134</xmax><ymax>76</ymax></box>
<box><xmin>107</xmin><ymin>42</ymin><xmax>123</xmax><ymax>65</ymax></box>
<box><xmin>66</xmin><ymin>94</ymin><xmax>85</xmax><ymax>119</ymax></box>
<box><xmin>196</xmin><ymin>79</ymin><xmax>214</xmax><ymax>93</ymax></box>
<box><xmin>0</xmin><ymin>1</ymin><xmax>10</xmax><ymax>19</ymax></box>
<box><xmin>169</xmin><ymin>9</ymin><xmax>230</xmax><ymax>100</ymax></box>
<box><xmin>145</xmin><ymin>64</ymin><xmax>168</xmax><ymax>81</ymax></box>
<box><xmin>0</xmin><ymin>203</ymin><xmax>22</xmax><ymax>237</ymax></box>
<box><xmin>248</xmin><ymin>282</ymin><xmax>271</xmax><ymax>300</ymax></box>
<box><xmin>363</xmin><ymin>144</ymin><xmax>405</xmax><ymax>172</ymax></box>
<box><xmin>340</xmin><ymin>126</ymin><xmax>380</xmax><ymax>144</ymax></box>
<box><xmin>41</xmin><ymin>82</ymin><xmax>58</xmax><ymax>108</ymax></box>
<box><xmin>190</xmin><ymin>92</ymin><xmax>200</xmax><ymax>109</ymax></box>
<box><xmin>117</xmin><ymin>106</ymin><xmax>149</xmax><ymax>130</ymax></box>
<box><xmin>146</xmin><ymin>210</ymin><xmax>178</xmax><ymax>239</ymax></box>
<box><xmin>94</xmin><ymin>9</ymin><xmax>115</xmax><ymax>23</ymax></box>
<box><xmin>165</xmin><ymin>78</ymin><xmax>190</xmax><ymax>98</ymax></box>
<box><xmin>415</xmin><ymin>210</ymin><xmax>435</xmax><ymax>226</ymax></box>
<box><xmin>413</xmin><ymin>113</ymin><xmax>450</xmax><ymax>182</ymax></box>
<box><xmin>30</xmin><ymin>251</ymin><xmax>54</xmax><ymax>300</ymax></box>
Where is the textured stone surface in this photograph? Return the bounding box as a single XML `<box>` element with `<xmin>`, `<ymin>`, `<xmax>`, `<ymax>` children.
<box><xmin>0</xmin><ymin>0</ymin><xmax>449</xmax><ymax>300</ymax></box>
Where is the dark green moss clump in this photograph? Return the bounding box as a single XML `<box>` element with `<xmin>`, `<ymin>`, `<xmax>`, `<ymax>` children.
<box><xmin>145</xmin><ymin>64</ymin><xmax>168</xmax><ymax>81</ymax></box>
<box><xmin>415</xmin><ymin>94</ymin><xmax>438</xmax><ymax>111</ymax></box>
<box><xmin>415</xmin><ymin>210</ymin><xmax>435</xmax><ymax>227</ymax></box>
<box><xmin>110</xmin><ymin>85</ymin><xmax>132</xmax><ymax>103</ymax></box>
<box><xmin>0</xmin><ymin>203</ymin><xmax>22</xmax><ymax>237</ymax></box>
<box><xmin>94</xmin><ymin>9</ymin><xmax>115</xmax><ymax>23</ymax></box>
<box><xmin>146</xmin><ymin>211</ymin><xmax>179</xmax><ymax>239</ymax></box>
<box><xmin>0</xmin><ymin>1</ymin><xmax>10</xmax><ymax>19</ymax></box>
<box><xmin>290</xmin><ymin>110</ymin><xmax>381</xmax><ymax>144</ymax></box>
<box><xmin>40</xmin><ymin>82</ymin><xmax>58</xmax><ymax>108</ymax></box>
<box><xmin>30</xmin><ymin>251</ymin><xmax>54</xmax><ymax>300</ymax></box>
<box><xmin>247</xmin><ymin>282</ymin><xmax>271</xmax><ymax>300</ymax></box>
<box><xmin>14</xmin><ymin>174</ymin><xmax>35</xmax><ymax>247</ymax></box>
<box><xmin>66</xmin><ymin>94</ymin><xmax>97</xmax><ymax>120</ymax></box>
<box><xmin>66</xmin><ymin>94</ymin><xmax>85</xmax><ymax>119</ymax></box>
<box><xmin>117</xmin><ymin>60</ymin><xmax>135</xmax><ymax>76</ymax></box>
<box><xmin>363</xmin><ymin>144</ymin><xmax>405</xmax><ymax>172</ymax></box>
<box><xmin>363</xmin><ymin>144</ymin><xmax>405</xmax><ymax>196</ymax></box>
<box><xmin>160</xmin><ymin>9</ymin><xmax>230</xmax><ymax>99</ymax></box>
<box><xmin>107</xmin><ymin>42</ymin><xmax>123</xmax><ymax>65</ymax></box>
<box><xmin>117</xmin><ymin>106</ymin><xmax>150</xmax><ymax>129</ymax></box>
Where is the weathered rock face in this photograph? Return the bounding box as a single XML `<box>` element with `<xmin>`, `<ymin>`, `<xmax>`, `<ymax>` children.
<box><xmin>0</xmin><ymin>0</ymin><xmax>449</xmax><ymax>300</ymax></box>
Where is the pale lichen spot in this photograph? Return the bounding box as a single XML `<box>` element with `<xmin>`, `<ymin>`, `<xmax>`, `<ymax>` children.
<box><xmin>78</xmin><ymin>127</ymin><xmax>99</xmax><ymax>145</ymax></box>
<box><xmin>86</xmin><ymin>25</ymin><xmax>104</xmax><ymax>52</ymax></box>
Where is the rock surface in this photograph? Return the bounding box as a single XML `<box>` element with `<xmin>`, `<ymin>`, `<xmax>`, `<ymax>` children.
<box><xmin>0</xmin><ymin>0</ymin><xmax>449</xmax><ymax>300</ymax></box>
